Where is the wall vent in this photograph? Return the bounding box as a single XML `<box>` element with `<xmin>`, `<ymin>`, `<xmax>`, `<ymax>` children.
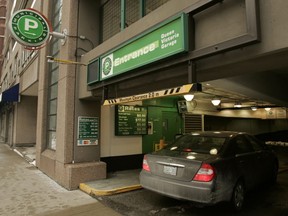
<box><xmin>184</xmin><ymin>114</ymin><xmax>202</xmax><ymax>133</ymax></box>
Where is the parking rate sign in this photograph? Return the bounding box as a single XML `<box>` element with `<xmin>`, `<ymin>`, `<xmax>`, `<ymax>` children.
<box><xmin>9</xmin><ymin>9</ymin><xmax>50</xmax><ymax>47</ymax></box>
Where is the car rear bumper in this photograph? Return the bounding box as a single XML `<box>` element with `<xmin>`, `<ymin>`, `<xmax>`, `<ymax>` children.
<box><xmin>140</xmin><ymin>170</ymin><xmax>226</xmax><ymax>204</ymax></box>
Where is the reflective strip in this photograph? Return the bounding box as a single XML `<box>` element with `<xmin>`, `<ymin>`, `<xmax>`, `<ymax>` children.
<box><xmin>103</xmin><ymin>84</ymin><xmax>193</xmax><ymax>105</ymax></box>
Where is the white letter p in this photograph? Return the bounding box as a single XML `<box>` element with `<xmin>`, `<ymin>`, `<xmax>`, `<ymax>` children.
<box><xmin>24</xmin><ymin>18</ymin><xmax>38</xmax><ymax>32</ymax></box>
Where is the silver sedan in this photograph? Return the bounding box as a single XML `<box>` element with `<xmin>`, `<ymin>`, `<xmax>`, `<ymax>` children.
<box><xmin>140</xmin><ymin>131</ymin><xmax>279</xmax><ymax>211</ymax></box>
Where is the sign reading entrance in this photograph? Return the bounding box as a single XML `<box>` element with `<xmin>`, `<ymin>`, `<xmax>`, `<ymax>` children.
<box><xmin>9</xmin><ymin>9</ymin><xmax>51</xmax><ymax>47</ymax></box>
<box><xmin>115</xmin><ymin>105</ymin><xmax>148</xmax><ymax>136</ymax></box>
<box><xmin>100</xmin><ymin>13</ymin><xmax>188</xmax><ymax>81</ymax></box>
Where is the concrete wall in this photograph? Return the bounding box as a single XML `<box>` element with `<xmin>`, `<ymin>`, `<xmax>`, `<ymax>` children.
<box><xmin>36</xmin><ymin>1</ymin><xmax>106</xmax><ymax>190</ymax></box>
<box><xmin>20</xmin><ymin>56</ymin><xmax>38</xmax><ymax>96</ymax></box>
<box><xmin>73</xmin><ymin>100</ymin><xmax>101</xmax><ymax>163</ymax></box>
<box><xmin>0</xmin><ymin>1</ymin><xmax>40</xmax><ymax>148</ymax></box>
<box><xmin>79</xmin><ymin>0</ymin><xmax>288</xmax><ymax>91</ymax></box>
<box><xmin>77</xmin><ymin>0</ymin><xmax>288</xmax><ymax>159</ymax></box>
<box><xmin>196</xmin><ymin>0</ymin><xmax>288</xmax><ymax>79</ymax></box>
<box><xmin>14</xmin><ymin>96</ymin><xmax>37</xmax><ymax>146</ymax></box>
<box><xmin>194</xmin><ymin>0</ymin><xmax>247</xmax><ymax>50</ymax></box>
<box><xmin>100</xmin><ymin>105</ymin><xmax>142</xmax><ymax>158</ymax></box>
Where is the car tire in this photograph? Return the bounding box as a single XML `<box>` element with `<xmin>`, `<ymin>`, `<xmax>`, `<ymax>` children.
<box><xmin>231</xmin><ymin>180</ymin><xmax>245</xmax><ymax>211</ymax></box>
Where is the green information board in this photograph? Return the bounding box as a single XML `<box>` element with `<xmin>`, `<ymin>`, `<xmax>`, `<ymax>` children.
<box><xmin>77</xmin><ymin>116</ymin><xmax>99</xmax><ymax>146</ymax></box>
<box><xmin>115</xmin><ymin>105</ymin><xmax>148</xmax><ymax>136</ymax></box>
<box><xmin>100</xmin><ymin>13</ymin><xmax>188</xmax><ymax>81</ymax></box>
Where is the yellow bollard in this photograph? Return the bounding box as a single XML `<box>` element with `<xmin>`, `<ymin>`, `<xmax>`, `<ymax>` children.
<box><xmin>159</xmin><ymin>139</ymin><xmax>165</xmax><ymax>149</ymax></box>
<box><xmin>154</xmin><ymin>143</ymin><xmax>160</xmax><ymax>151</ymax></box>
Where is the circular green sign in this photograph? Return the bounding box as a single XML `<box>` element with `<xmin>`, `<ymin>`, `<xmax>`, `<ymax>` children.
<box><xmin>102</xmin><ymin>57</ymin><xmax>113</xmax><ymax>76</ymax></box>
<box><xmin>9</xmin><ymin>9</ymin><xmax>51</xmax><ymax>47</ymax></box>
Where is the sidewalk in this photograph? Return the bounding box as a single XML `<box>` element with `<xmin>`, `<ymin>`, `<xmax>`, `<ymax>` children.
<box><xmin>14</xmin><ymin>146</ymin><xmax>143</xmax><ymax>197</ymax></box>
<box><xmin>0</xmin><ymin>144</ymin><xmax>121</xmax><ymax>216</ymax></box>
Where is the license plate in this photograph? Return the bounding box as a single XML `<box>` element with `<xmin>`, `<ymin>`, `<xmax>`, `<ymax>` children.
<box><xmin>163</xmin><ymin>165</ymin><xmax>177</xmax><ymax>176</ymax></box>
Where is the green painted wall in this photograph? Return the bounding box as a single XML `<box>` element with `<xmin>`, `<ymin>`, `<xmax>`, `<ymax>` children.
<box><xmin>142</xmin><ymin>97</ymin><xmax>183</xmax><ymax>153</ymax></box>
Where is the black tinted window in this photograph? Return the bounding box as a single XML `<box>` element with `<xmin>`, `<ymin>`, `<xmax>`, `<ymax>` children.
<box><xmin>245</xmin><ymin>135</ymin><xmax>265</xmax><ymax>151</ymax></box>
<box><xmin>167</xmin><ymin>135</ymin><xmax>226</xmax><ymax>155</ymax></box>
<box><xmin>231</xmin><ymin>136</ymin><xmax>254</xmax><ymax>155</ymax></box>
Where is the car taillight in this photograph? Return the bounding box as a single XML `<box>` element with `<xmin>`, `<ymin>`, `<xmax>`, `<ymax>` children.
<box><xmin>142</xmin><ymin>155</ymin><xmax>150</xmax><ymax>172</ymax></box>
<box><xmin>193</xmin><ymin>163</ymin><xmax>215</xmax><ymax>182</ymax></box>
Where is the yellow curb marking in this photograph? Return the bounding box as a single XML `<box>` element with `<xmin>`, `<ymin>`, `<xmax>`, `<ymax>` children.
<box><xmin>79</xmin><ymin>183</ymin><xmax>142</xmax><ymax>196</ymax></box>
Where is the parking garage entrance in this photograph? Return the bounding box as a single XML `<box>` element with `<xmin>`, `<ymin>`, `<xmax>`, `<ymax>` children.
<box><xmin>100</xmin><ymin>84</ymin><xmax>288</xmax><ymax>172</ymax></box>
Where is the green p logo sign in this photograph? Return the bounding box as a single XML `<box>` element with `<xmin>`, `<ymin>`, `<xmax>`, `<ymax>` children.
<box><xmin>24</xmin><ymin>18</ymin><xmax>39</xmax><ymax>34</ymax></box>
<box><xmin>9</xmin><ymin>9</ymin><xmax>50</xmax><ymax>47</ymax></box>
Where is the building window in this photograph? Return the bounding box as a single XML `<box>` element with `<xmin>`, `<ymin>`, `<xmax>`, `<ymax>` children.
<box><xmin>14</xmin><ymin>53</ymin><xmax>18</xmax><ymax>78</ymax></box>
<box><xmin>47</xmin><ymin>0</ymin><xmax>63</xmax><ymax>150</ymax></box>
<box><xmin>6</xmin><ymin>50</ymin><xmax>9</xmax><ymax>61</ymax></box>
<box><xmin>9</xmin><ymin>64</ymin><xmax>12</xmax><ymax>85</ymax></box>
<box><xmin>100</xmin><ymin>0</ymin><xmax>171</xmax><ymax>42</ymax></box>
<box><xmin>101</xmin><ymin>0</ymin><xmax>121</xmax><ymax>42</ymax></box>
<box><xmin>21</xmin><ymin>49</ymin><xmax>35</xmax><ymax>69</ymax></box>
<box><xmin>17</xmin><ymin>57</ymin><xmax>21</xmax><ymax>76</ymax></box>
<box><xmin>145</xmin><ymin>0</ymin><xmax>171</xmax><ymax>15</ymax></box>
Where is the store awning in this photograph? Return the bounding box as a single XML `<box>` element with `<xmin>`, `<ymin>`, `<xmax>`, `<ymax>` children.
<box><xmin>0</xmin><ymin>84</ymin><xmax>20</xmax><ymax>102</ymax></box>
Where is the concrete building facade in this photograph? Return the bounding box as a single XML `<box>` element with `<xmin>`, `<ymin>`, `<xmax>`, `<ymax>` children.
<box><xmin>0</xmin><ymin>0</ymin><xmax>6</xmax><ymax>76</ymax></box>
<box><xmin>1</xmin><ymin>0</ymin><xmax>288</xmax><ymax>190</ymax></box>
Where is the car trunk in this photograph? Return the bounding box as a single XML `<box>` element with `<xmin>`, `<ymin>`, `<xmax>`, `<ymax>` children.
<box><xmin>147</xmin><ymin>151</ymin><xmax>216</xmax><ymax>182</ymax></box>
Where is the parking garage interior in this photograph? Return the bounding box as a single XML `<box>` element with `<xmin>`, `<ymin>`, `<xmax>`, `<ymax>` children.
<box><xmin>99</xmin><ymin>79</ymin><xmax>288</xmax><ymax>172</ymax></box>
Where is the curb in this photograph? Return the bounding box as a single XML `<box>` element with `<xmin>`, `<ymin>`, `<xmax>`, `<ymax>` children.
<box><xmin>79</xmin><ymin>183</ymin><xmax>142</xmax><ymax>196</ymax></box>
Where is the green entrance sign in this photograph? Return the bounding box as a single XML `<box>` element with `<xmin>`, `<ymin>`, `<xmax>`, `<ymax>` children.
<box><xmin>9</xmin><ymin>9</ymin><xmax>50</xmax><ymax>47</ymax></box>
<box><xmin>100</xmin><ymin>13</ymin><xmax>188</xmax><ymax>81</ymax></box>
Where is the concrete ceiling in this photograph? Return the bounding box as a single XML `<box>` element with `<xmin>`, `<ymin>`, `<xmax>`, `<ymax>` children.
<box><xmin>199</xmin><ymin>69</ymin><xmax>288</xmax><ymax>110</ymax></box>
<box><xmin>192</xmin><ymin>46</ymin><xmax>288</xmax><ymax>110</ymax></box>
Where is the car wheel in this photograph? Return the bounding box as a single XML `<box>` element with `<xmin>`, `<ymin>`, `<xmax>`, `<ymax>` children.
<box><xmin>231</xmin><ymin>180</ymin><xmax>245</xmax><ymax>211</ymax></box>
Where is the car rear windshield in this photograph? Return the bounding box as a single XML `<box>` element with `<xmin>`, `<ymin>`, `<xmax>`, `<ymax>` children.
<box><xmin>168</xmin><ymin>135</ymin><xmax>226</xmax><ymax>155</ymax></box>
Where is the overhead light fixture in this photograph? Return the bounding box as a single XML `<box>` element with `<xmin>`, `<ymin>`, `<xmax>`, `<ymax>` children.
<box><xmin>211</xmin><ymin>98</ymin><xmax>221</xmax><ymax>106</ymax></box>
<box><xmin>251</xmin><ymin>106</ymin><xmax>257</xmax><ymax>111</ymax></box>
<box><xmin>264</xmin><ymin>107</ymin><xmax>271</xmax><ymax>111</ymax></box>
<box><xmin>183</xmin><ymin>83</ymin><xmax>202</xmax><ymax>102</ymax></box>
<box><xmin>234</xmin><ymin>102</ymin><xmax>242</xmax><ymax>108</ymax></box>
<box><xmin>183</xmin><ymin>94</ymin><xmax>194</xmax><ymax>101</ymax></box>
